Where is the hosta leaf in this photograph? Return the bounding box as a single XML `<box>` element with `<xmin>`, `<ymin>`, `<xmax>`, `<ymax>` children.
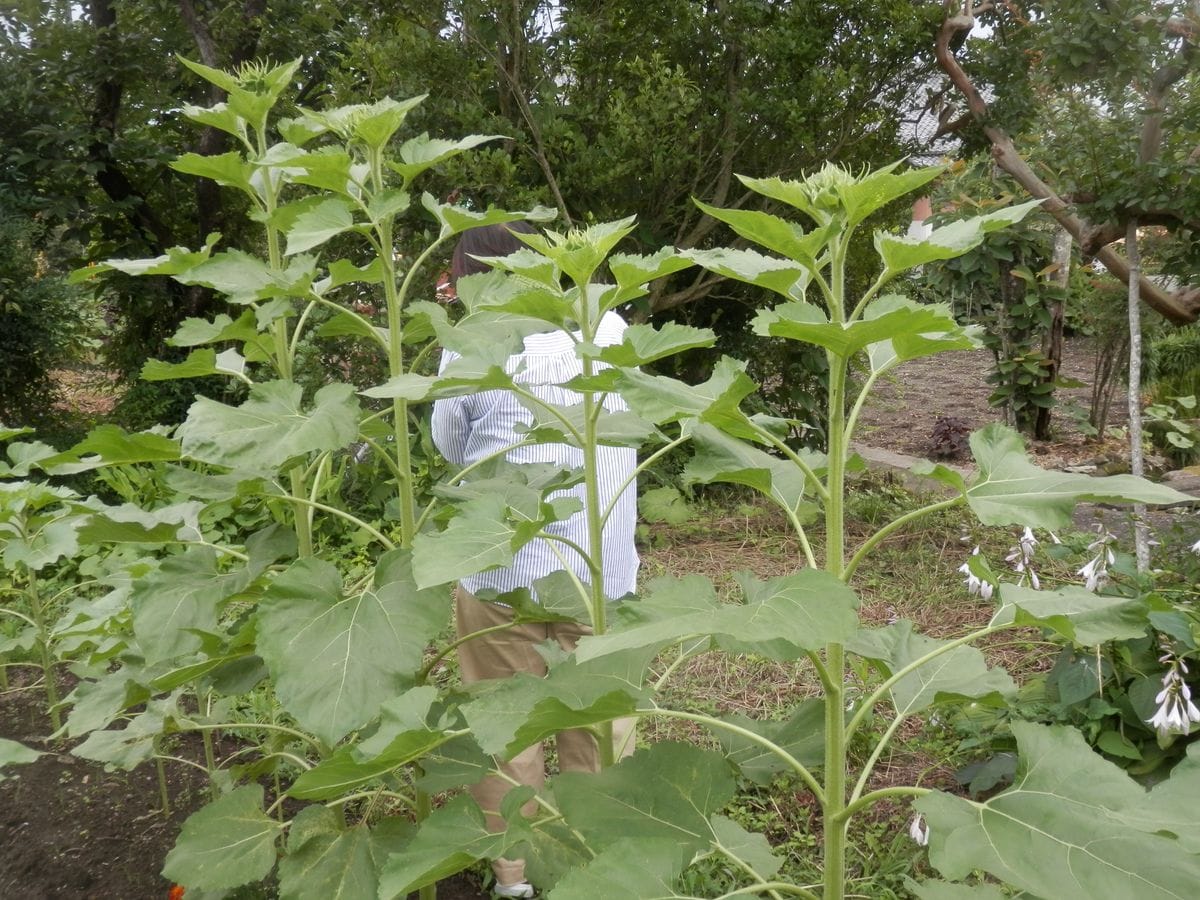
<box><xmin>917</xmin><ymin>722</ymin><xmax>1200</xmax><ymax>900</ymax></box>
<box><xmin>554</xmin><ymin>743</ymin><xmax>735</xmax><ymax>855</ymax></box>
<box><xmin>995</xmin><ymin>584</ymin><xmax>1150</xmax><ymax>645</ymax></box>
<box><xmin>0</xmin><ymin>737</ymin><xmax>43</xmax><ymax>782</ymax></box>
<box><xmin>960</xmin><ymin>424</ymin><xmax>1190</xmax><ymax>529</ymax></box>
<box><xmin>255</xmin><ymin>551</ymin><xmax>448</xmax><ymax>745</ymax></box>
<box><xmin>715</xmin><ymin>700</ymin><xmax>826</xmax><ymax>784</ymax></box>
<box><xmin>178</xmin><ymin>381</ymin><xmax>360</xmax><ymax>470</ymax></box>
<box><xmin>162</xmin><ymin>785</ymin><xmax>283</xmax><ymax>890</ymax></box>
<box><xmin>590</xmin><ymin>322</ymin><xmax>715</xmax><ymax>367</ymax></box>
<box><xmin>377</xmin><ymin>794</ymin><xmax>512</xmax><ymax>900</ymax></box>
<box><xmin>547</xmin><ymin>837</ymin><xmax>687</xmax><ymax>899</ymax></box>
<box><xmin>848</xmin><ymin>621</ymin><xmax>1015</xmax><ymax>715</ymax></box>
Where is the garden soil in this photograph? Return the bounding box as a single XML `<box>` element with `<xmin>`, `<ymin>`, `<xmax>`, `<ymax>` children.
<box><xmin>857</xmin><ymin>337</ymin><xmax>1129</xmax><ymax>467</ymax></box>
<box><xmin>0</xmin><ymin>673</ymin><xmax>489</xmax><ymax>900</ymax></box>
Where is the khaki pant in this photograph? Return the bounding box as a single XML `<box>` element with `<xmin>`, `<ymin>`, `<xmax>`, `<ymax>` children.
<box><xmin>455</xmin><ymin>587</ymin><xmax>636</xmax><ymax>887</ymax></box>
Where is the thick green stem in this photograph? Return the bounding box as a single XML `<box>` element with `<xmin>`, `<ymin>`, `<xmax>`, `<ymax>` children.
<box><xmin>155</xmin><ymin>751</ymin><xmax>171</xmax><ymax>814</ymax></box>
<box><xmin>416</xmin><ymin>787</ymin><xmax>436</xmax><ymax>900</ymax></box>
<box><xmin>378</xmin><ymin>217</ymin><xmax>418</xmax><ymax>546</ymax></box>
<box><xmin>822</xmin><ymin>642</ymin><xmax>847</xmax><ymax>900</ymax></box>
<box><xmin>25</xmin><ymin>572</ymin><xmax>60</xmax><ymax>732</ymax></box>
<box><xmin>289</xmin><ymin>468</ymin><xmax>315</xmax><ymax>558</ymax></box>
<box><xmin>194</xmin><ymin>682</ymin><xmax>219</xmax><ymax>800</ymax></box>
<box><xmin>823</xmin><ymin>235</ymin><xmax>851</xmax><ymax>900</ymax></box>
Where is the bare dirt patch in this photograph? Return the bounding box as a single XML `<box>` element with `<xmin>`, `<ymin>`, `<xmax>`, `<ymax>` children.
<box><xmin>0</xmin><ymin>675</ymin><xmax>489</xmax><ymax>900</ymax></box>
<box><xmin>856</xmin><ymin>338</ymin><xmax>1127</xmax><ymax>468</ymax></box>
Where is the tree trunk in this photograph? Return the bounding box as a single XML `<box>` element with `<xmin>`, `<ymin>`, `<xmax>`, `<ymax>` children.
<box><xmin>1035</xmin><ymin>226</ymin><xmax>1071</xmax><ymax>439</ymax></box>
<box><xmin>1126</xmin><ymin>220</ymin><xmax>1150</xmax><ymax>572</ymax></box>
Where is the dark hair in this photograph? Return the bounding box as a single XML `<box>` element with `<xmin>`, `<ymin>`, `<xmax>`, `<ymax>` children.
<box><xmin>450</xmin><ymin>221</ymin><xmax>538</xmax><ymax>286</ymax></box>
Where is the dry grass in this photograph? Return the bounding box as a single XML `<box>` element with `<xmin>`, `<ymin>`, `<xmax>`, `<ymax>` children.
<box><xmin>633</xmin><ymin>482</ymin><xmax>1098</xmax><ymax>806</ymax></box>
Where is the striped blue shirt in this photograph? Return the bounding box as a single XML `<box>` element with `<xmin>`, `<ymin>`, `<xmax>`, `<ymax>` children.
<box><xmin>431</xmin><ymin>311</ymin><xmax>639</xmax><ymax>601</ymax></box>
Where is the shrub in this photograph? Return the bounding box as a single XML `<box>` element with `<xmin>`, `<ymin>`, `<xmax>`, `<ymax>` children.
<box><xmin>0</xmin><ymin>216</ymin><xmax>95</xmax><ymax>426</ymax></box>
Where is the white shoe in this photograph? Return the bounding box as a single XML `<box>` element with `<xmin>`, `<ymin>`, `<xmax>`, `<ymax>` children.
<box><xmin>493</xmin><ymin>882</ymin><xmax>536</xmax><ymax>899</ymax></box>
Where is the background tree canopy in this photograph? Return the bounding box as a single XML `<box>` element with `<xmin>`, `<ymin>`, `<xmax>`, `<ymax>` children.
<box><xmin>1</xmin><ymin>0</ymin><xmax>942</xmax><ymax>392</ymax></box>
<box><xmin>934</xmin><ymin>0</ymin><xmax>1200</xmax><ymax>325</ymax></box>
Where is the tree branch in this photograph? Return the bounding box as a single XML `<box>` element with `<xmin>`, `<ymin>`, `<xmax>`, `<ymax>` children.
<box><xmin>935</xmin><ymin>4</ymin><xmax>1199</xmax><ymax>325</ymax></box>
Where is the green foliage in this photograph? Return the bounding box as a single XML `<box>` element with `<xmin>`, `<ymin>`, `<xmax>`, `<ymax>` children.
<box><xmin>910</xmin><ymin>160</ymin><xmax>1067</xmax><ymax>435</ymax></box>
<box><xmin>1144</xmin><ymin>394</ymin><xmax>1199</xmax><ymax>467</ymax></box>
<box><xmin>3</xmin><ymin>65</ymin><xmax>1197</xmax><ymax>900</ymax></box>
<box><xmin>0</xmin><ymin>216</ymin><xmax>96</xmax><ymax>427</ymax></box>
<box><xmin>1147</xmin><ymin>324</ymin><xmax>1200</xmax><ymax>401</ymax></box>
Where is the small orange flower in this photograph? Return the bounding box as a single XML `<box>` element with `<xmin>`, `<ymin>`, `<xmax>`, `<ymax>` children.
<box><xmin>168</xmin><ymin>885</ymin><xmax>185</xmax><ymax>900</ymax></box>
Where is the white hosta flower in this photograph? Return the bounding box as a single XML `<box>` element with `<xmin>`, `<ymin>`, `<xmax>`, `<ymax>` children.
<box><xmin>1147</xmin><ymin>654</ymin><xmax>1200</xmax><ymax>738</ymax></box>
<box><xmin>908</xmin><ymin>814</ymin><xmax>930</xmax><ymax>846</ymax></box>
<box><xmin>1191</xmin><ymin>538</ymin><xmax>1200</xmax><ymax>555</ymax></box>
<box><xmin>957</xmin><ymin>547</ymin><xmax>994</xmax><ymax>600</ymax></box>
<box><xmin>1078</xmin><ymin>526</ymin><xmax>1118</xmax><ymax>593</ymax></box>
<box><xmin>1005</xmin><ymin>527</ymin><xmax>1041</xmax><ymax>589</ymax></box>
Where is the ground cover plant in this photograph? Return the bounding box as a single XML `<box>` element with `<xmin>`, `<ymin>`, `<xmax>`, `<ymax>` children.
<box><xmin>2</xmin><ymin>59</ymin><xmax>1199</xmax><ymax>900</ymax></box>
